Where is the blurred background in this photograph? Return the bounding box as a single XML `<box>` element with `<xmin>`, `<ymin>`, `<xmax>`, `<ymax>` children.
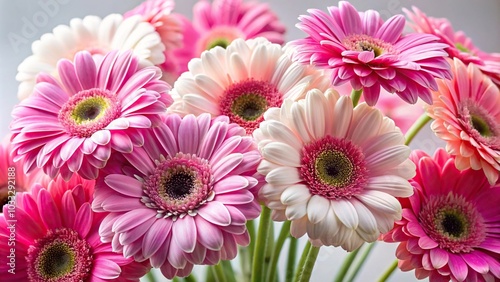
<box><xmin>0</xmin><ymin>0</ymin><xmax>499</xmax><ymax>281</ymax></box>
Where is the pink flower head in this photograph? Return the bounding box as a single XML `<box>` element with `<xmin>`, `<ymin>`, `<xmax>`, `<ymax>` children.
<box><xmin>427</xmin><ymin>58</ymin><xmax>500</xmax><ymax>184</ymax></box>
<box><xmin>0</xmin><ymin>180</ymin><xmax>149</xmax><ymax>281</ymax></box>
<box><xmin>404</xmin><ymin>6</ymin><xmax>500</xmax><ymax>85</ymax></box>
<box><xmin>10</xmin><ymin>50</ymin><xmax>173</xmax><ymax>180</ymax></box>
<box><xmin>167</xmin><ymin>0</ymin><xmax>286</xmax><ymax>77</ymax></box>
<box><xmin>291</xmin><ymin>1</ymin><xmax>452</xmax><ymax>105</ymax></box>
<box><xmin>93</xmin><ymin>113</ymin><xmax>261</xmax><ymax>278</ymax></box>
<box><xmin>0</xmin><ymin>135</ymin><xmax>48</xmax><ymax>210</ymax></box>
<box><xmin>124</xmin><ymin>0</ymin><xmax>183</xmax><ymax>51</ymax></box>
<box><xmin>255</xmin><ymin>89</ymin><xmax>415</xmax><ymax>251</ymax></box>
<box><xmin>383</xmin><ymin>149</ymin><xmax>500</xmax><ymax>282</ymax></box>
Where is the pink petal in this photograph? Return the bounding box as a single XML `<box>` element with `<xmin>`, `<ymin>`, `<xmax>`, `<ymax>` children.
<box><xmin>197</xmin><ymin>201</ymin><xmax>231</xmax><ymax>226</ymax></box>
<box><xmin>73</xmin><ymin>203</ymin><xmax>92</xmax><ymax>238</ymax></box>
<box><xmin>91</xmin><ymin>130</ymin><xmax>111</xmax><ymax>145</ymax></box>
<box><xmin>143</xmin><ymin>219</ymin><xmax>173</xmax><ymax>258</ymax></box>
<box><xmin>173</xmin><ymin>216</ymin><xmax>197</xmax><ymax>253</ymax></box>
<box><xmin>430</xmin><ymin>248</ymin><xmax>449</xmax><ymax>269</ymax></box>
<box><xmin>448</xmin><ymin>254</ymin><xmax>468</xmax><ymax>282</ymax></box>
<box><xmin>93</xmin><ymin>258</ymin><xmax>121</xmax><ymax>279</ymax></box>
<box><xmin>104</xmin><ymin>174</ymin><xmax>144</xmax><ymax>197</ymax></box>
<box><xmin>38</xmin><ymin>189</ymin><xmax>62</xmax><ymax>230</ymax></box>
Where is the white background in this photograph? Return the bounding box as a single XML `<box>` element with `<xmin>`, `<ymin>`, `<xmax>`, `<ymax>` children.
<box><xmin>0</xmin><ymin>0</ymin><xmax>499</xmax><ymax>281</ymax></box>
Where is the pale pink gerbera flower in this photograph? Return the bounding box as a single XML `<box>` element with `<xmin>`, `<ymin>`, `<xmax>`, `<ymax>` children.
<box><xmin>93</xmin><ymin>113</ymin><xmax>261</xmax><ymax>278</ymax></box>
<box><xmin>10</xmin><ymin>50</ymin><xmax>172</xmax><ymax>180</ymax></box>
<box><xmin>124</xmin><ymin>0</ymin><xmax>184</xmax><ymax>85</ymax></box>
<box><xmin>168</xmin><ymin>0</ymin><xmax>286</xmax><ymax>75</ymax></box>
<box><xmin>16</xmin><ymin>14</ymin><xmax>165</xmax><ymax>100</ymax></box>
<box><xmin>291</xmin><ymin>1</ymin><xmax>452</xmax><ymax>105</ymax></box>
<box><xmin>382</xmin><ymin>149</ymin><xmax>500</xmax><ymax>282</ymax></box>
<box><xmin>254</xmin><ymin>89</ymin><xmax>415</xmax><ymax>251</ymax></box>
<box><xmin>427</xmin><ymin>58</ymin><xmax>500</xmax><ymax>184</ymax></box>
<box><xmin>0</xmin><ymin>180</ymin><xmax>150</xmax><ymax>281</ymax></box>
<box><xmin>0</xmin><ymin>135</ymin><xmax>48</xmax><ymax>210</ymax></box>
<box><xmin>170</xmin><ymin>37</ymin><xmax>330</xmax><ymax>134</ymax></box>
<box><xmin>404</xmin><ymin>6</ymin><xmax>500</xmax><ymax>85</ymax></box>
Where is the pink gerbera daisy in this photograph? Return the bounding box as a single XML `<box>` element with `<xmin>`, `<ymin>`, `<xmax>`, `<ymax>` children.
<box><xmin>0</xmin><ymin>179</ymin><xmax>150</xmax><ymax>281</ymax></box>
<box><xmin>170</xmin><ymin>37</ymin><xmax>330</xmax><ymax>134</ymax></box>
<box><xmin>254</xmin><ymin>88</ymin><xmax>415</xmax><ymax>251</ymax></box>
<box><xmin>291</xmin><ymin>1</ymin><xmax>452</xmax><ymax>105</ymax></box>
<box><xmin>93</xmin><ymin>113</ymin><xmax>261</xmax><ymax>278</ymax></box>
<box><xmin>10</xmin><ymin>50</ymin><xmax>172</xmax><ymax>180</ymax></box>
<box><xmin>404</xmin><ymin>6</ymin><xmax>500</xmax><ymax>85</ymax></box>
<box><xmin>168</xmin><ymin>0</ymin><xmax>286</xmax><ymax>76</ymax></box>
<box><xmin>426</xmin><ymin>58</ymin><xmax>500</xmax><ymax>184</ymax></box>
<box><xmin>0</xmin><ymin>136</ymin><xmax>48</xmax><ymax>211</ymax></box>
<box><xmin>382</xmin><ymin>149</ymin><xmax>500</xmax><ymax>282</ymax></box>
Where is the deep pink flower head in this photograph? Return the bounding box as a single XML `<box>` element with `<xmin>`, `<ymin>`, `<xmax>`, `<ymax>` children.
<box><xmin>291</xmin><ymin>1</ymin><xmax>452</xmax><ymax>105</ymax></box>
<box><xmin>0</xmin><ymin>135</ymin><xmax>49</xmax><ymax>210</ymax></box>
<box><xmin>427</xmin><ymin>58</ymin><xmax>500</xmax><ymax>184</ymax></box>
<box><xmin>382</xmin><ymin>149</ymin><xmax>500</xmax><ymax>282</ymax></box>
<box><xmin>166</xmin><ymin>0</ymin><xmax>286</xmax><ymax>78</ymax></box>
<box><xmin>0</xmin><ymin>179</ymin><xmax>150</xmax><ymax>281</ymax></box>
<box><xmin>404</xmin><ymin>6</ymin><xmax>500</xmax><ymax>85</ymax></box>
<box><xmin>93</xmin><ymin>113</ymin><xmax>261</xmax><ymax>279</ymax></box>
<box><xmin>10</xmin><ymin>50</ymin><xmax>173</xmax><ymax>180</ymax></box>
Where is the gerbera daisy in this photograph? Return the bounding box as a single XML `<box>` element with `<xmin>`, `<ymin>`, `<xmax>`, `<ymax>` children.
<box><xmin>10</xmin><ymin>50</ymin><xmax>172</xmax><ymax>180</ymax></box>
<box><xmin>169</xmin><ymin>37</ymin><xmax>330</xmax><ymax>134</ymax></box>
<box><xmin>93</xmin><ymin>113</ymin><xmax>261</xmax><ymax>278</ymax></box>
<box><xmin>0</xmin><ymin>136</ymin><xmax>48</xmax><ymax>211</ymax></box>
<box><xmin>254</xmin><ymin>88</ymin><xmax>415</xmax><ymax>251</ymax></box>
<box><xmin>0</xmin><ymin>180</ymin><xmax>150</xmax><ymax>281</ymax></box>
<box><xmin>167</xmin><ymin>0</ymin><xmax>286</xmax><ymax>76</ymax></box>
<box><xmin>382</xmin><ymin>149</ymin><xmax>500</xmax><ymax>282</ymax></box>
<box><xmin>291</xmin><ymin>1</ymin><xmax>452</xmax><ymax>105</ymax></box>
<box><xmin>16</xmin><ymin>13</ymin><xmax>165</xmax><ymax>100</ymax></box>
<box><xmin>404</xmin><ymin>6</ymin><xmax>500</xmax><ymax>84</ymax></box>
<box><xmin>426</xmin><ymin>58</ymin><xmax>500</xmax><ymax>184</ymax></box>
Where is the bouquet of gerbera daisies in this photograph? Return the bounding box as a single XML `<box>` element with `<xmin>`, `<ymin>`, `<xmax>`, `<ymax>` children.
<box><xmin>1</xmin><ymin>0</ymin><xmax>500</xmax><ymax>281</ymax></box>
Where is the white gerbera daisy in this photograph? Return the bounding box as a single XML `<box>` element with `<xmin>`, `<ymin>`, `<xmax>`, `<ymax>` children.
<box><xmin>254</xmin><ymin>89</ymin><xmax>416</xmax><ymax>251</ymax></box>
<box><xmin>169</xmin><ymin>37</ymin><xmax>330</xmax><ymax>134</ymax></box>
<box><xmin>16</xmin><ymin>14</ymin><xmax>165</xmax><ymax>100</ymax></box>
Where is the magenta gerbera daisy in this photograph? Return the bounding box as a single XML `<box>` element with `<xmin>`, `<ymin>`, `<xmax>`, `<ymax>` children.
<box><xmin>0</xmin><ymin>135</ymin><xmax>48</xmax><ymax>211</ymax></box>
<box><xmin>93</xmin><ymin>113</ymin><xmax>261</xmax><ymax>278</ymax></box>
<box><xmin>254</xmin><ymin>88</ymin><xmax>415</xmax><ymax>251</ymax></box>
<box><xmin>382</xmin><ymin>149</ymin><xmax>500</xmax><ymax>282</ymax></box>
<box><xmin>10</xmin><ymin>50</ymin><xmax>172</xmax><ymax>180</ymax></box>
<box><xmin>0</xmin><ymin>179</ymin><xmax>150</xmax><ymax>281</ymax></box>
<box><xmin>291</xmin><ymin>1</ymin><xmax>452</xmax><ymax>105</ymax></box>
<box><xmin>427</xmin><ymin>58</ymin><xmax>500</xmax><ymax>184</ymax></box>
<box><xmin>404</xmin><ymin>6</ymin><xmax>500</xmax><ymax>85</ymax></box>
<box><xmin>170</xmin><ymin>37</ymin><xmax>330</xmax><ymax>134</ymax></box>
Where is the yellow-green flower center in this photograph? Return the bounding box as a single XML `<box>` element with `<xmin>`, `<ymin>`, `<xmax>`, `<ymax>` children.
<box><xmin>315</xmin><ymin>150</ymin><xmax>354</xmax><ymax>187</ymax></box>
<box><xmin>455</xmin><ymin>42</ymin><xmax>471</xmax><ymax>53</ymax></box>
<box><xmin>471</xmin><ymin>114</ymin><xmax>493</xmax><ymax>137</ymax></box>
<box><xmin>71</xmin><ymin>97</ymin><xmax>109</xmax><ymax>125</ymax></box>
<box><xmin>37</xmin><ymin>242</ymin><xmax>75</xmax><ymax>279</ymax></box>
<box><xmin>435</xmin><ymin>209</ymin><xmax>469</xmax><ymax>239</ymax></box>
<box><xmin>231</xmin><ymin>94</ymin><xmax>268</xmax><ymax>121</ymax></box>
<box><xmin>206</xmin><ymin>38</ymin><xmax>231</xmax><ymax>50</ymax></box>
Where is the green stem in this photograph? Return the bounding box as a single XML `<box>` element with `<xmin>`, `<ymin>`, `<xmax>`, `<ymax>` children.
<box><xmin>212</xmin><ymin>263</ymin><xmax>228</xmax><ymax>282</ymax></box>
<box><xmin>404</xmin><ymin>113</ymin><xmax>432</xmax><ymax>145</ymax></box>
<box><xmin>286</xmin><ymin>236</ymin><xmax>298</xmax><ymax>282</ymax></box>
<box><xmin>251</xmin><ymin>206</ymin><xmax>272</xmax><ymax>282</ymax></box>
<box><xmin>172</xmin><ymin>277</ymin><xmax>181</xmax><ymax>282</ymax></box>
<box><xmin>345</xmin><ymin>243</ymin><xmax>376</xmax><ymax>282</ymax></box>
<box><xmin>221</xmin><ymin>260</ymin><xmax>237</xmax><ymax>282</ymax></box>
<box><xmin>145</xmin><ymin>270</ymin><xmax>157</xmax><ymax>282</ymax></box>
<box><xmin>266</xmin><ymin>221</ymin><xmax>292</xmax><ymax>282</ymax></box>
<box><xmin>184</xmin><ymin>274</ymin><xmax>197</xmax><ymax>282</ymax></box>
<box><xmin>206</xmin><ymin>265</ymin><xmax>216</xmax><ymax>282</ymax></box>
<box><xmin>351</xmin><ymin>89</ymin><xmax>363</xmax><ymax>107</ymax></box>
<box><xmin>263</xmin><ymin>219</ymin><xmax>275</xmax><ymax>278</ymax></box>
<box><xmin>333</xmin><ymin>247</ymin><xmax>361</xmax><ymax>282</ymax></box>
<box><xmin>377</xmin><ymin>259</ymin><xmax>399</xmax><ymax>282</ymax></box>
<box><xmin>293</xmin><ymin>241</ymin><xmax>312</xmax><ymax>281</ymax></box>
<box><xmin>246</xmin><ymin>219</ymin><xmax>256</xmax><ymax>259</ymax></box>
<box><xmin>294</xmin><ymin>243</ymin><xmax>320</xmax><ymax>282</ymax></box>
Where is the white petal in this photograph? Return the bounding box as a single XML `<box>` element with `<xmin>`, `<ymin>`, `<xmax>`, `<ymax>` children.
<box><xmin>265</xmin><ymin>166</ymin><xmax>302</xmax><ymax>185</ymax></box>
<box><xmin>290</xmin><ymin>216</ymin><xmax>308</xmax><ymax>238</ymax></box>
<box><xmin>356</xmin><ymin>190</ymin><xmax>402</xmax><ymax>219</ymax></box>
<box><xmin>306</xmin><ymin>195</ymin><xmax>330</xmax><ymax>224</ymax></box>
<box><xmin>331</xmin><ymin>199</ymin><xmax>358</xmax><ymax>229</ymax></box>
<box><xmin>262</xmin><ymin>142</ymin><xmax>301</xmax><ymax>167</ymax></box>
<box><xmin>330</xmin><ymin>95</ymin><xmax>352</xmax><ymax>137</ymax></box>
<box><xmin>305</xmin><ymin>90</ymin><xmax>327</xmax><ymax>139</ymax></box>
<box><xmin>365</xmin><ymin>176</ymin><xmax>414</xmax><ymax>197</ymax></box>
<box><xmin>286</xmin><ymin>202</ymin><xmax>308</xmax><ymax>220</ymax></box>
<box><xmin>280</xmin><ymin>184</ymin><xmax>311</xmax><ymax>205</ymax></box>
<box><xmin>350</xmin><ymin>199</ymin><xmax>378</xmax><ymax>241</ymax></box>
